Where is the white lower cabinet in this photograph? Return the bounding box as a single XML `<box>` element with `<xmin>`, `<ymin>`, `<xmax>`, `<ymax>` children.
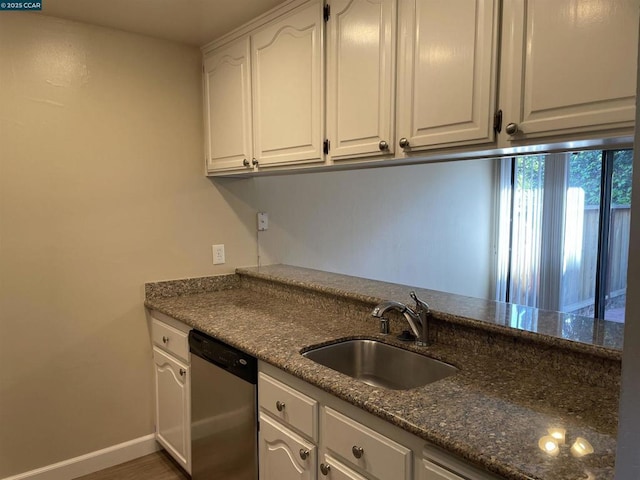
<box><xmin>260</xmin><ymin>412</ymin><xmax>317</xmax><ymax>480</ymax></box>
<box><xmin>153</xmin><ymin>347</ymin><xmax>190</xmax><ymax>472</ymax></box>
<box><xmin>150</xmin><ymin>312</ymin><xmax>192</xmax><ymax>474</ymax></box>
<box><xmin>259</xmin><ymin>362</ymin><xmax>501</xmax><ymax>480</ymax></box>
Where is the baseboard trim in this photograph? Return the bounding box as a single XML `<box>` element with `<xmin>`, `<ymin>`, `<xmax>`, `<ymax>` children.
<box><xmin>2</xmin><ymin>434</ymin><xmax>160</xmax><ymax>480</ymax></box>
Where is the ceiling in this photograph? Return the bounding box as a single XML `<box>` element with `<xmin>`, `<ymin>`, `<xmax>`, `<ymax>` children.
<box><xmin>40</xmin><ymin>0</ymin><xmax>285</xmax><ymax>46</ymax></box>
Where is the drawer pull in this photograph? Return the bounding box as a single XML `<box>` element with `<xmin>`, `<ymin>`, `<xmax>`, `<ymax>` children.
<box><xmin>276</xmin><ymin>401</ymin><xmax>286</xmax><ymax>412</ymax></box>
<box><xmin>320</xmin><ymin>463</ymin><xmax>331</xmax><ymax>475</ymax></box>
<box><xmin>299</xmin><ymin>449</ymin><xmax>310</xmax><ymax>460</ymax></box>
<box><xmin>179</xmin><ymin>369</ymin><xmax>186</xmax><ymax>376</ymax></box>
<box><xmin>352</xmin><ymin>445</ymin><xmax>364</xmax><ymax>459</ymax></box>
<box><xmin>162</xmin><ymin>336</ymin><xmax>169</xmax><ymax>344</ymax></box>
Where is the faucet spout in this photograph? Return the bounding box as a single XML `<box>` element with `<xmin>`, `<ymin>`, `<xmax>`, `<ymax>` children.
<box><xmin>371</xmin><ymin>292</ymin><xmax>431</xmax><ymax>346</ymax></box>
<box><xmin>372</xmin><ymin>300</ymin><xmax>422</xmax><ymax>341</ymax></box>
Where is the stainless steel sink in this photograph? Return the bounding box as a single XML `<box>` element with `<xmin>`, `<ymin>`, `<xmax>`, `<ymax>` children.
<box><xmin>302</xmin><ymin>339</ymin><xmax>457</xmax><ymax>390</ymax></box>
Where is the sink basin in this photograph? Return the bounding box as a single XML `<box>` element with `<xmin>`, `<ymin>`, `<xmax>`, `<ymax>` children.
<box><xmin>302</xmin><ymin>339</ymin><xmax>457</xmax><ymax>390</ymax></box>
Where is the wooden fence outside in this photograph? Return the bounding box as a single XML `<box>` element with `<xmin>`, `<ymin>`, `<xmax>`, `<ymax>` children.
<box><xmin>562</xmin><ymin>206</ymin><xmax>630</xmax><ymax>312</ymax></box>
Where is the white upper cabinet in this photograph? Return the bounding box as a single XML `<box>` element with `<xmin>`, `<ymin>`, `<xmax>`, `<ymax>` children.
<box><xmin>326</xmin><ymin>0</ymin><xmax>397</xmax><ymax>161</ymax></box>
<box><xmin>396</xmin><ymin>0</ymin><xmax>500</xmax><ymax>152</ymax></box>
<box><xmin>499</xmin><ymin>0</ymin><xmax>639</xmax><ymax>143</ymax></box>
<box><xmin>203</xmin><ymin>36</ymin><xmax>254</xmax><ymax>173</ymax></box>
<box><xmin>251</xmin><ymin>0</ymin><xmax>324</xmax><ymax>168</ymax></box>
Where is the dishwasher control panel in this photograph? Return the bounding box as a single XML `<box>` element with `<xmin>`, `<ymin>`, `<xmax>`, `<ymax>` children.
<box><xmin>189</xmin><ymin>330</ymin><xmax>257</xmax><ymax>384</ymax></box>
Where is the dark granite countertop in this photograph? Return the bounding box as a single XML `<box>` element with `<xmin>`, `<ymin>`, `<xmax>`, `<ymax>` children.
<box><xmin>145</xmin><ymin>265</ymin><xmax>621</xmax><ymax>480</ymax></box>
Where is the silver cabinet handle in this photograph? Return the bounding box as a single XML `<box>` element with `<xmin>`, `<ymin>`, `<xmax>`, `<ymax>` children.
<box><xmin>352</xmin><ymin>445</ymin><xmax>364</xmax><ymax>459</ymax></box>
<box><xmin>243</xmin><ymin>158</ymin><xmax>250</xmax><ymax>167</ymax></box>
<box><xmin>320</xmin><ymin>463</ymin><xmax>331</xmax><ymax>475</ymax></box>
<box><xmin>299</xmin><ymin>449</ymin><xmax>310</xmax><ymax>460</ymax></box>
<box><xmin>398</xmin><ymin>137</ymin><xmax>410</xmax><ymax>149</ymax></box>
<box><xmin>179</xmin><ymin>368</ymin><xmax>186</xmax><ymax>376</ymax></box>
<box><xmin>252</xmin><ymin>158</ymin><xmax>259</xmax><ymax>166</ymax></box>
<box><xmin>378</xmin><ymin>140</ymin><xmax>389</xmax><ymax>151</ymax></box>
<box><xmin>505</xmin><ymin>123</ymin><xmax>519</xmax><ymax>135</ymax></box>
<box><xmin>162</xmin><ymin>336</ymin><xmax>169</xmax><ymax>344</ymax></box>
<box><xmin>276</xmin><ymin>401</ymin><xmax>286</xmax><ymax>412</ymax></box>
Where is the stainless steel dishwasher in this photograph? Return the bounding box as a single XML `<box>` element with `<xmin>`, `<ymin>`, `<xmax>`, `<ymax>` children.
<box><xmin>189</xmin><ymin>330</ymin><xmax>258</xmax><ymax>479</ymax></box>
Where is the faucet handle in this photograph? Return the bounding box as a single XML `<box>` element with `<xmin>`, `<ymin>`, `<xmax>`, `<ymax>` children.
<box><xmin>410</xmin><ymin>291</ymin><xmax>430</xmax><ymax>313</ymax></box>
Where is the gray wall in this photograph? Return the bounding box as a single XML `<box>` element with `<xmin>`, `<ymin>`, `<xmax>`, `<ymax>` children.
<box><xmin>251</xmin><ymin>159</ymin><xmax>497</xmax><ymax>299</ymax></box>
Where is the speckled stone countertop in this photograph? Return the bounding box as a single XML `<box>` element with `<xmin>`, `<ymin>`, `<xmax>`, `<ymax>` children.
<box><xmin>145</xmin><ymin>265</ymin><xmax>621</xmax><ymax>480</ymax></box>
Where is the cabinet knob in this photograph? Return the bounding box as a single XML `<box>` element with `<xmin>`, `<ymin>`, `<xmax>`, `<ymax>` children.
<box><xmin>243</xmin><ymin>158</ymin><xmax>250</xmax><ymax>167</ymax></box>
<box><xmin>505</xmin><ymin>123</ymin><xmax>519</xmax><ymax>136</ymax></box>
<box><xmin>320</xmin><ymin>463</ymin><xmax>331</xmax><ymax>475</ymax></box>
<box><xmin>162</xmin><ymin>336</ymin><xmax>169</xmax><ymax>344</ymax></box>
<box><xmin>352</xmin><ymin>445</ymin><xmax>364</xmax><ymax>459</ymax></box>
<box><xmin>299</xmin><ymin>449</ymin><xmax>310</xmax><ymax>460</ymax></box>
<box><xmin>179</xmin><ymin>369</ymin><xmax>186</xmax><ymax>376</ymax></box>
<box><xmin>252</xmin><ymin>158</ymin><xmax>259</xmax><ymax>167</ymax></box>
<box><xmin>276</xmin><ymin>401</ymin><xmax>286</xmax><ymax>412</ymax></box>
<box><xmin>378</xmin><ymin>140</ymin><xmax>389</xmax><ymax>151</ymax></box>
<box><xmin>398</xmin><ymin>137</ymin><xmax>410</xmax><ymax>149</ymax></box>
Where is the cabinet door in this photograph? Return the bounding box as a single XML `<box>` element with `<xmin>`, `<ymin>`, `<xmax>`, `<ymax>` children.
<box><xmin>251</xmin><ymin>0</ymin><xmax>324</xmax><ymax>168</ymax></box>
<box><xmin>500</xmin><ymin>0</ymin><xmax>639</xmax><ymax>142</ymax></box>
<box><xmin>203</xmin><ymin>36</ymin><xmax>254</xmax><ymax>173</ymax></box>
<box><xmin>326</xmin><ymin>0</ymin><xmax>396</xmax><ymax>160</ymax></box>
<box><xmin>396</xmin><ymin>0</ymin><xmax>499</xmax><ymax>151</ymax></box>
<box><xmin>259</xmin><ymin>412</ymin><xmax>317</xmax><ymax>480</ymax></box>
<box><xmin>153</xmin><ymin>347</ymin><xmax>190</xmax><ymax>473</ymax></box>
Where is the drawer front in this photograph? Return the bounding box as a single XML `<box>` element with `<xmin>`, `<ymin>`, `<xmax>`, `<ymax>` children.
<box><xmin>323</xmin><ymin>407</ymin><xmax>411</xmax><ymax>480</ymax></box>
<box><xmin>152</xmin><ymin>318</ymin><xmax>190</xmax><ymax>362</ymax></box>
<box><xmin>259</xmin><ymin>373</ymin><xmax>318</xmax><ymax>441</ymax></box>
<box><xmin>420</xmin><ymin>459</ymin><xmax>465</xmax><ymax>480</ymax></box>
<box><xmin>320</xmin><ymin>454</ymin><xmax>367</xmax><ymax>480</ymax></box>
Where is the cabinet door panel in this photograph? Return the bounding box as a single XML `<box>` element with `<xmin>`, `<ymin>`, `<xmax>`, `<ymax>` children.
<box><xmin>154</xmin><ymin>347</ymin><xmax>190</xmax><ymax>472</ymax></box>
<box><xmin>204</xmin><ymin>36</ymin><xmax>253</xmax><ymax>173</ymax></box>
<box><xmin>252</xmin><ymin>1</ymin><xmax>324</xmax><ymax>167</ymax></box>
<box><xmin>500</xmin><ymin>0</ymin><xmax>638</xmax><ymax>141</ymax></box>
<box><xmin>397</xmin><ymin>0</ymin><xmax>498</xmax><ymax>150</ymax></box>
<box><xmin>327</xmin><ymin>0</ymin><xmax>396</xmax><ymax>160</ymax></box>
<box><xmin>259</xmin><ymin>412</ymin><xmax>317</xmax><ymax>480</ymax></box>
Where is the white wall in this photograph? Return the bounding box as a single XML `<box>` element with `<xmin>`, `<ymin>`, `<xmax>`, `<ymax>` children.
<box><xmin>0</xmin><ymin>14</ymin><xmax>256</xmax><ymax>477</ymax></box>
<box><xmin>252</xmin><ymin>159</ymin><xmax>496</xmax><ymax>299</ymax></box>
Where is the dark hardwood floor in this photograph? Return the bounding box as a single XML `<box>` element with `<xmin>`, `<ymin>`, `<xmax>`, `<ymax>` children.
<box><xmin>73</xmin><ymin>451</ymin><xmax>189</xmax><ymax>480</ymax></box>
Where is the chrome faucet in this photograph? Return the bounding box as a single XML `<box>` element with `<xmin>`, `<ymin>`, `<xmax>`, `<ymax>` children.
<box><xmin>372</xmin><ymin>291</ymin><xmax>430</xmax><ymax>346</ymax></box>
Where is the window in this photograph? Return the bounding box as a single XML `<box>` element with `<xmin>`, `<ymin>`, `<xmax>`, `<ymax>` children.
<box><xmin>496</xmin><ymin>149</ymin><xmax>633</xmax><ymax>323</ymax></box>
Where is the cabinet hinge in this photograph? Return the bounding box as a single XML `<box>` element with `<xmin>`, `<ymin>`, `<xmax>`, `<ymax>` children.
<box><xmin>493</xmin><ymin>109</ymin><xmax>503</xmax><ymax>134</ymax></box>
<box><xmin>323</xmin><ymin>139</ymin><xmax>330</xmax><ymax>154</ymax></box>
<box><xmin>324</xmin><ymin>4</ymin><xmax>330</xmax><ymax>22</ymax></box>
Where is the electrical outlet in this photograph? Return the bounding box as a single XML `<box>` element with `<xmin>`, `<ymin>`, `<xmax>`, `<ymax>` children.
<box><xmin>212</xmin><ymin>244</ymin><xmax>225</xmax><ymax>265</ymax></box>
<box><xmin>257</xmin><ymin>212</ymin><xmax>268</xmax><ymax>231</ymax></box>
